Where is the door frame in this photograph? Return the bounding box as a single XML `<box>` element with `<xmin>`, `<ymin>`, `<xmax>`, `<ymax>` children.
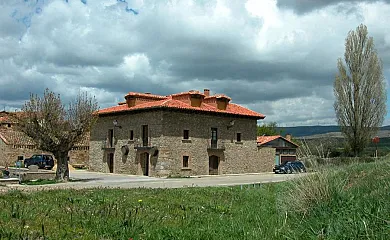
<box><xmin>140</xmin><ymin>152</ymin><xmax>150</xmax><ymax>176</ymax></box>
<box><xmin>107</xmin><ymin>153</ymin><xmax>114</xmax><ymax>173</ymax></box>
<box><xmin>209</xmin><ymin>155</ymin><xmax>219</xmax><ymax>175</ymax></box>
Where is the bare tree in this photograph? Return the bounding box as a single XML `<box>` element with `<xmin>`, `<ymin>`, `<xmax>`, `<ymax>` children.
<box><xmin>16</xmin><ymin>89</ymin><xmax>98</xmax><ymax>181</ymax></box>
<box><xmin>334</xmin><ymin>24</ymin><xmax>386</xmax><ymax>156</ymax></box>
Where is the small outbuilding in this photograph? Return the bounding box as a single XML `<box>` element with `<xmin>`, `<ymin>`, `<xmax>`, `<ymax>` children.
<box><xmin>257</xmin><ymin>134</ymin><xmax>299</xmax><ymax>165</ymax></box>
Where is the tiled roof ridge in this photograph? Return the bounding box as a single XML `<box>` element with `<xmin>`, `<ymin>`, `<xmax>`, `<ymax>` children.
<box><xmin>170</xmin><ymin>90</ymin><xmax>205</xmax><ymax>97</ymax></box>
<box><xmin>125</xmin><ymin>92</ymin><xmax>167</xmax><ymax>99</ymax></box>
<box><xmin>205</xmin><ymin>94</ymin><xmax>232</xmax><ymax>100</ymax></box>
<box><xmin>257</xmin><ymin>135</ymin><xmax>299</xmax><ymax>147</ymax></box>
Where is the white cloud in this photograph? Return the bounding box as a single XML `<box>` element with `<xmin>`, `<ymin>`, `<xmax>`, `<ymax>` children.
<box><xmin>0</xmin><ymin>0</ymin><xmax>389</xmax><ymax>126</ymax></box>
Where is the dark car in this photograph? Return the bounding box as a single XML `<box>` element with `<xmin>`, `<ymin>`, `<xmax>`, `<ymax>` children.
<box><xmin>273</xmin><ymin>161</ymin><xmax>306</xmax><ymax>174</ymax></box>
<box><xmin>24</xmin><ymin>154</ymin><xmax>55</xmax><ymax>170</ymax></box>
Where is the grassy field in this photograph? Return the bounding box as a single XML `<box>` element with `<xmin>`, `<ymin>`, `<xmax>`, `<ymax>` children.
<box><xmin>1</xmin><ymin>159</ymin><xmax>390</xmax><ymax>239</ymax></box>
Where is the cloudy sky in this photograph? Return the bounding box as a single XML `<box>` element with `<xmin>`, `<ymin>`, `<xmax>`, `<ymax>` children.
<box><xmin>1</xmin><ymin>0</ymin><xmax>390</xmax><ymax>126</ymax></box>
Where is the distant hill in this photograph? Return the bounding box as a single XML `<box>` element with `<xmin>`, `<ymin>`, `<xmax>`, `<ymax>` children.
<box><xmin>277</xmin><ymin>125</ymin><xmax>390</xmax><ymax>138</ymax></box>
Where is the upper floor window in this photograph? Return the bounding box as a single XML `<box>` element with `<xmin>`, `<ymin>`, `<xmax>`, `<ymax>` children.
<box><xmin>130</xmin><ymin>130</ymin><xmax>134</xmax><ymax>140</ymax></box>
<box><xmin>183</xmin><ymin>130</ymin><xmax>189</xmax><ymax>140</ymax></box>
<box><xmin>236</xmin><ymin>133</ymin><xmax>242</xmax><ymax>142</ymax></box>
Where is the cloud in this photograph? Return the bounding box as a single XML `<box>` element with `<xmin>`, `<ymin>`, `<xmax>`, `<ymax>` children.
<box><xmin>0</xmin><ymin>0</ymin><xmax>389</xmax><ymax>126</ymax></box>
<box><xmin>276</xmin><ymin>0</ymin><xmax>390</xmax><ymax>14</ymax></box>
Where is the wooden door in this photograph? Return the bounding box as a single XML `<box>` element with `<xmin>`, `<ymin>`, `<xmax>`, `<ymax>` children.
<box><xmin>209</xmin><ymin>155</ymin><xmax>219</xmax><ymax>175</ymax></box>
<box><xmin>108</xmin><ymin>153</ymin><xmax>114</xmax><ymax>173</ymax></box>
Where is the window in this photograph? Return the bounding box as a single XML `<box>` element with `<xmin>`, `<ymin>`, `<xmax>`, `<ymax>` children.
<box><xmin>17</xmin><ymin>156</ymin><xmax>23</xmax><ymax>161</ymax></box>
<box><xmin>7</xmin><ymin>123</ymin><xmax>11</xmax><ymax>128</ymax></box>
<box><xmin>236</xmin><ymin>133</ymin><xmax>241</xmax><ymax>142</ymax></box>
<box><xmin>130</xmin><ymin>130</ymin><xmax>134</xmax><ymax>140</ymax></box>
<box><xmin>183</xmin><ymin>156</ymin><xmax>189</xmax><ymax>168</ymax></box>
<box><xmin>108</xmin><ymin>129</ymin><xmax>114</xmax><ymax>147</ymax></box>
<box><xmin>183</xmin><ymin>130</ymin><xmax>189</xmax><ymax>140</ymax></box>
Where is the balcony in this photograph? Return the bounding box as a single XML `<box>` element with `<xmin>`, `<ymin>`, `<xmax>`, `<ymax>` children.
<box><xmin>134</xmin><ymin>142</ymin><xmax>159</xmax><ymax>156</ymax></box>
<box><xmin>134</xmin><ymin>142</ymin><xmax>155</xmax><ymax>151</ymax></box>
<box><xmin>207</xmin><ymin>140</ymin><xmax>226</xmax><ymax>151</ymax></box>
<box><xmin>101</xmin><ymin>140</ymin><xmax>115</xmax><ymax>149</ymax></box>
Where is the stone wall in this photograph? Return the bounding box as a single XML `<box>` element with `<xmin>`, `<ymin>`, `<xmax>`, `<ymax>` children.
<box><xmin>89</xmin><ymin>110</ymin><xmax>164</xmax><ymax>174</ymax></box>
<box><xmin>89</xmin><ymin>109</ymin><xmax>274</xmax><ymax>176</ymax></box>
<box><xmin>0</xmin><ymin>142</ymin><xmax>43</xmax><ymax>167</ymax></box>
<box><xmin>0</xmin><ymin>139</ymin><xmax>89</xmax><ymax>168</ymax></box>
<box><xmin>19</xmin><ymin>171</ymin><xmax>56</xmax><ymax>181</ymax></box>
<box><xmin>159</xmin><ymin>111</ymin><xmax>273</xmax><ymax>176</ymax></box>
<box><xmin>68</xmin><ymin>147</ymin><xmax>89</xmax><ymax>167</ymax></box>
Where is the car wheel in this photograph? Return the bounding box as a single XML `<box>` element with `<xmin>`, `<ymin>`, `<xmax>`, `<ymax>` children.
<box><xmin>300</xmin><ymin>168</ymin><xmax>304</xmax><ymax>173</ymax></box>
<box><xmin>24</xmin><ymin>163</ymin><xmax>28</xmax><ymax>168</ymax></box>
<box><xmin>287</xmin><ymin>168</ymin><xmax>292</xmax><ymax>174</ymax></box>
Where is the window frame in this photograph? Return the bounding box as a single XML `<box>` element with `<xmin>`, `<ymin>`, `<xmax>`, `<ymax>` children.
<box><xmin>182</xmin><ymin>156</ymin><xmax>189</xmax><ymax>168</ymax></box>
<box><xmin>183</xmin><ymin>129</ymin><xmax>189</xmax><ymax>140</ymax></box>
<box><xmin>236</xmin><ymin>132</ymin><xmax>242</xmax><ymax>142</ymax></box>
<box><xmin>130</xmin><ymin>130</ymin><xmax>134</xmax><ymax>140</ymax></box>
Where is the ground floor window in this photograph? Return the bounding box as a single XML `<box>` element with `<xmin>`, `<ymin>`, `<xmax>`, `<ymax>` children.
<box><xmin>182</xmin><ymin>156</ymin><xmax>189</xmax><ymax>168</ymax></box>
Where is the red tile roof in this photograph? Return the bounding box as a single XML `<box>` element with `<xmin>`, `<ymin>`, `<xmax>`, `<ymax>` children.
<box><xmin>205</xmin><ymin>94</ymin><xmax>232</xmax><ymax>101</ymax></box>
<box><xmin>0</xmin><ymin>129</ymin><xmax>36</xmax><ymax>146</ymax></box>
<box><xmin>99</xmin><ymin>91</ymin><xmax>265</xmax><ymax>119</ymax></box>
<box><xmin>125</xmin><ymin>92</ymin><xmax>167</xmax><ymax>99</ymax></box>
<box><xmin>0</xmin><ymin>116</ymin><xmax>9</xmax><ymax>123</ymax></box>
<box><xmin>257</xmin><ymin>135</ymin><xmax>299</xmax><ymax>147</ymax></box>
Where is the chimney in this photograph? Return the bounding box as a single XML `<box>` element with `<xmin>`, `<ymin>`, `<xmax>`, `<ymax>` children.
<box><xmin>285</xmin><ymin>134</ymin><xmax>292</xmax><ymax>141</ymax></box>
<box><xmin>204</xmin><ymin>89</ymin><xmax>210</xmax><ymax>97</ymax></box>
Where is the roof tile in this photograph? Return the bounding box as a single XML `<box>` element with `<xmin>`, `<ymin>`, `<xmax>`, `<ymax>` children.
<box><xmin>257</xmin><ymin>135</ymin><xmax>299</xmax><ymax>147</ymax></box>
<box><xmin>99</xmin><ymin>91</ymin><xmax>265</xmax><ymax>118</ymax></box>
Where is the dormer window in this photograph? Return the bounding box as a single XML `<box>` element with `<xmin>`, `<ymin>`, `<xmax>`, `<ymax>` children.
<box><xmin>190</xmin><ymin>93</ymin><xmax>204</xmax><ymax>107</ymax></box>
<box><xmin>216</xmin><ymin>97</ymin><xmax>230</xmax><ymax>110</ymax></box>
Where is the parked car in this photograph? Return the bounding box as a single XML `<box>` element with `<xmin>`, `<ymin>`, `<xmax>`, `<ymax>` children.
<box><xmin>273</xmin><ymin>161</ymin><xmax>306</xmax><ymax>174</ymax></box>
<box><xmin>24</xmin><ymin>154</ymin><xmax>55</xmax><ymax>170</ymax></box>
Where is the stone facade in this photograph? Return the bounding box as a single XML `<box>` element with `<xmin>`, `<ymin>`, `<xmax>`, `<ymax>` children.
<box><xmin>90</xmin><ymin>109</ymin><xmax>275</xmax><ymax>177</ymax></box>
<box><xmin>0</xmin><ymin>136</ymin><xmax>89</xmax><ymax>168</ymax></box>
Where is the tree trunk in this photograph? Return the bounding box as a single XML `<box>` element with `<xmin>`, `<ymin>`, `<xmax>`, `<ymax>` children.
<box><xmin>54</xmin><ymin>151</ymin><xmax>69</xmax><ymax>182</ymax></box>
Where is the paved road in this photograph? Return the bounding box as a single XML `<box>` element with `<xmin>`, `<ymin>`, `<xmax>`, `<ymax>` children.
<box><xmin>4</xmin><ymin>170</ymin><xmax>307</xmax><ymax>191</ymax></box>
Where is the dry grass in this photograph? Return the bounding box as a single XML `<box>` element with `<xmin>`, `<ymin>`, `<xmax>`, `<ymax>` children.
<box><xmin>283</xmin><ymin>167</ymin><xmax>348</xmax><ymax>213</ymax></box>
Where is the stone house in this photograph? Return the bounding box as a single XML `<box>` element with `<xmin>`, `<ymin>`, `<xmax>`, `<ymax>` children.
<box><xmin>89</xmin><ymin>89</ymin><xmax>275</xmax><ymax>177</ymax></box>
<box><xmin>257</xmin><ymin>134</ymin><xmax>299</xmax><ymax>165</ymax></box>
<box><xmin>0</xmin><ymin>111</ymin><xmax>89</xmax><ymax>167</ymax></box>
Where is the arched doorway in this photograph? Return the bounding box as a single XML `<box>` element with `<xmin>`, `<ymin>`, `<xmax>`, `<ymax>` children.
<box><xmin>140</xmin><ymin>152</ymin><xmax>149</xmax><ymax>176</ymax></box>
<box><xmin>209</xmin><ymin>155</ymin><xmax>219</xmax><ymax>175</ymax></box>
<box><xmin>107</xmin><ymin>153</ymin><xmax>114</xmax><ymax>173</ymax></box>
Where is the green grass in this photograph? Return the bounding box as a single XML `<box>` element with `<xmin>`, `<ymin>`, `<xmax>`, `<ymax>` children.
<box><xmin>1</xmin><ymin>159</ymin><xmax>390</xmax><ymax>239</ymax></box>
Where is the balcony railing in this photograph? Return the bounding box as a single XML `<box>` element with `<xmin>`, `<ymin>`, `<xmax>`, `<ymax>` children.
<box><xmin>101</xmin><ymin>140</ymin><xmax>115</xmax><ymax>149</ymax></box>
<box><xmin>134</xmin><ymin>142</ymin><xmax>153</xmax><ymax>149</ymax></box>
<box><xmin>207</xmin><ymin>140</ymin><xmax>226</xmax><ymax>151</ymax></box>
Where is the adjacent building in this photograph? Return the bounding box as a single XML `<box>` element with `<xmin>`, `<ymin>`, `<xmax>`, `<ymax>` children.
<box><xmin>0</xmin><ymin>111</ymin><xmax>89</xmax><ymax>167</ymax></box>
<box><xmin>257</xmin><ymin>134</ymin><xmax>299</xmax><ymax>165</ymax></box>
<box><xmin>89</xmin><ymin>89</ymin><xmax>275</xmax><ymax>177</ymax></box>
